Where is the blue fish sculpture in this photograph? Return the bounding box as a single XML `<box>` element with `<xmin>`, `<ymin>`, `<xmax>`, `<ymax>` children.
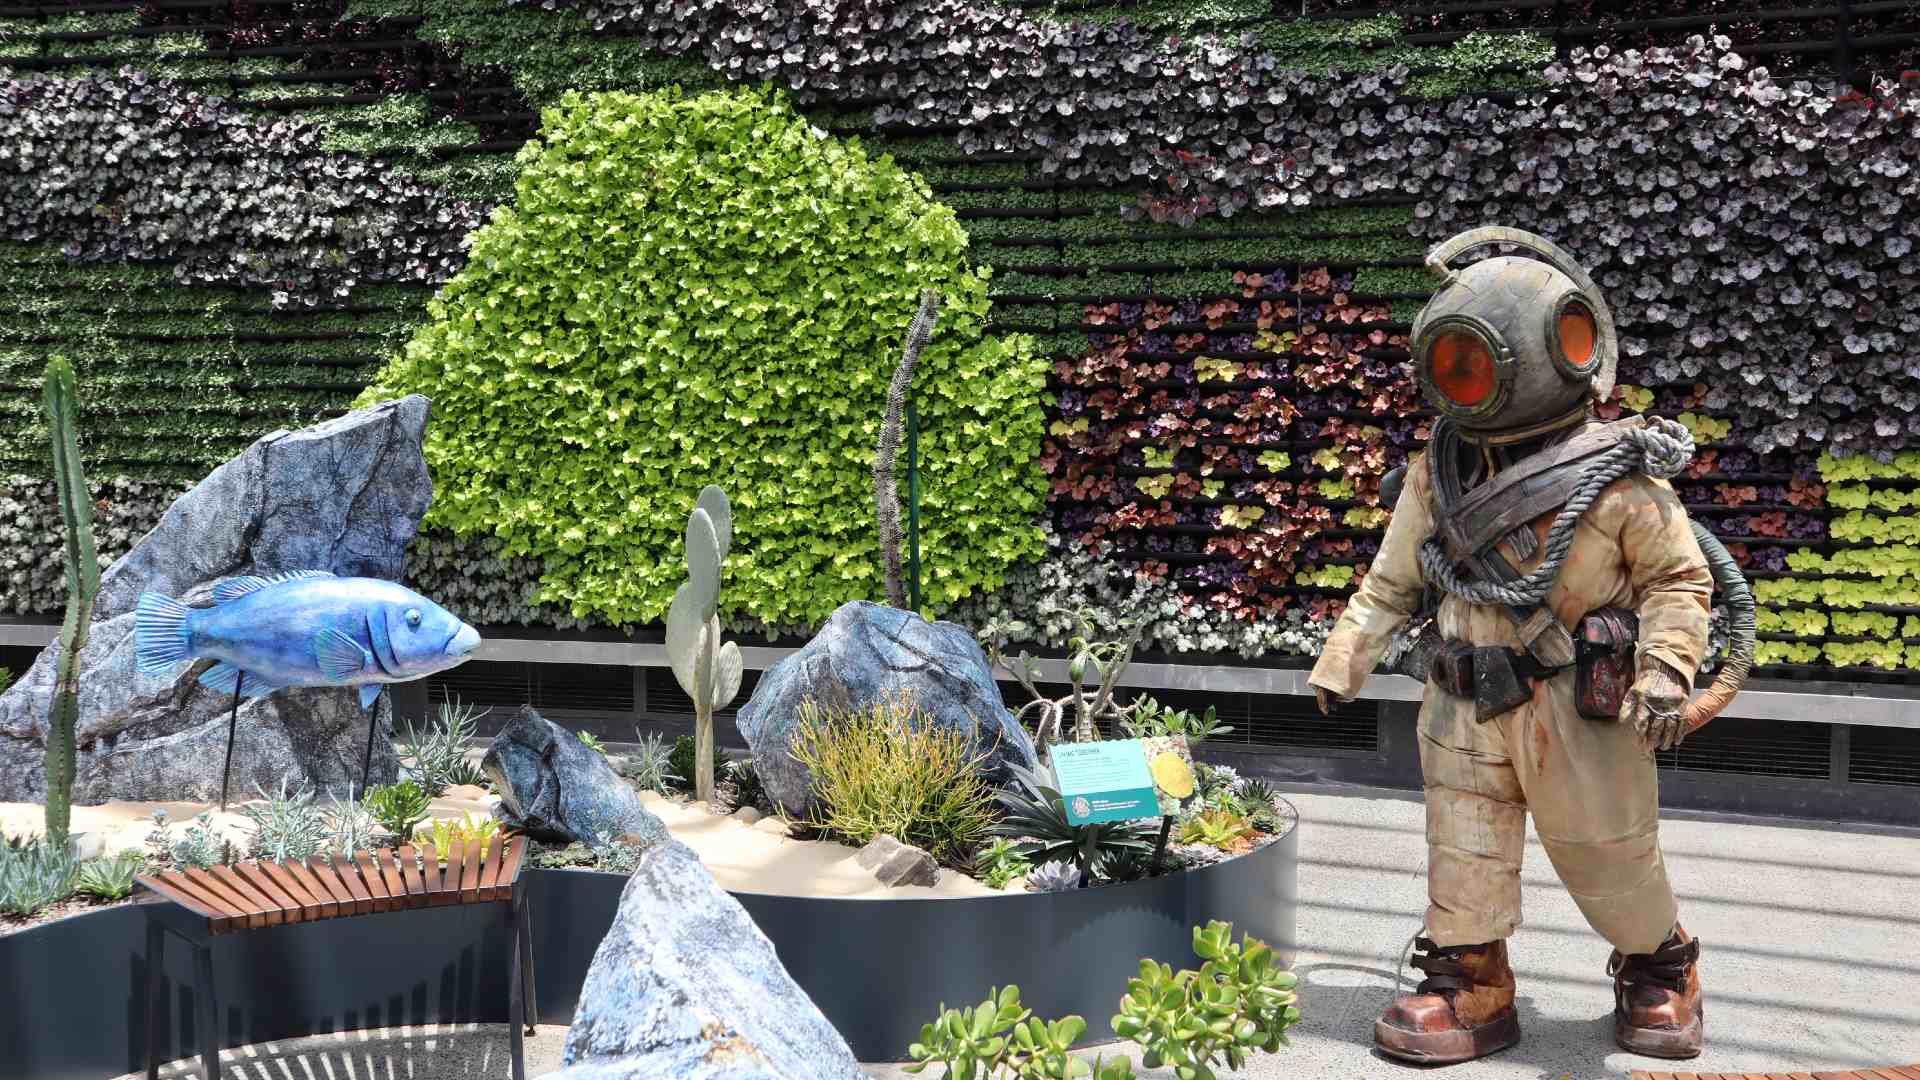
<box><xmin>135</xmin><ymin>570</ymin><xmax>481</xmax><ymax>710</ymax></box>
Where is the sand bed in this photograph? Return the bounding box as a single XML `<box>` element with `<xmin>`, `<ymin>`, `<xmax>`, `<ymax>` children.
<box><xmin>0</xmin><ymin>786</ymin><xmax>1000</xmax><ymax>902</ymax></box>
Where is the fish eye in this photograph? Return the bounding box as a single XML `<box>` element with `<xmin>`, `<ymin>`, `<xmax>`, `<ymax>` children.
<box><xmin>405</xmin><ymin>608</ymin><xmax>423</xmax><ymax>628</ymax></box>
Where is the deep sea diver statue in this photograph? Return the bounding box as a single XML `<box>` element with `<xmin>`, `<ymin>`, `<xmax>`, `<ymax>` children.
<box><xmin>1308</xmin><ymin>226</ymin><xmax>1755</xmax><ymax>1064</ymax></box>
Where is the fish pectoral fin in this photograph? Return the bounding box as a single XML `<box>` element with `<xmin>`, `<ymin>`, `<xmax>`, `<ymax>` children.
<box><xmin>314</xmin><ymin>627</ymin><xmax>374</xmax><ymax>681</ymax></box>
<box><xmin>197</xmin><ymin>661</ymin><xmax>246</xmax><ymax>697</ymax></box>
<box><xmin>212</xmin><ymin>569</ymin><xmax>337</xmax><ymax>604</ymax></box>
<box><xmin>359</xmin><ymin>684</ymin><xmax>384</xmax><ymax>711</ymax></box>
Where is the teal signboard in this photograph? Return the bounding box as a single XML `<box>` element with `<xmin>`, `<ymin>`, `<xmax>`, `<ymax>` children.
<box><xmin>1052</xmin><ymin>738</ymin><xmax>1162</xmax><ymax>825</ymax></box>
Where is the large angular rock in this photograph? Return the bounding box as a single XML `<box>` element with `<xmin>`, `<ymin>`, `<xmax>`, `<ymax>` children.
<box><xmin>736</xmin><ymin>600</ymin><xmax>1038</xmax><ymax>814</ymax></box>
<box><xmin>0</xmin><ymin>397</ymin><xmax>432</xmax><ymax>803</ymax></box>
<box><xmin>483</xmin><ymin>705</ymin><xmax>661</xmax><ymax>845</ymax></box>
<box><xmin>549</xmin><ymin>831</ymin><xmax>868</xmax><ymax>1080</ymax></box>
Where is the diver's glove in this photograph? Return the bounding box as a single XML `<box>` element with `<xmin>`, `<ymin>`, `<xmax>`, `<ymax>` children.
<box><xmin>1620</xmin><ymin>657</ymin><xmax>1690</xmax><ymax>753</ymax></box>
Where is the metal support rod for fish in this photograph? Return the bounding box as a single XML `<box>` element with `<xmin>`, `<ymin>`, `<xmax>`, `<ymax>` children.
<box><xmin>217</xmin><ymin>688</ymin><xmax>241</xmax><ymax>811</ymax></box>
<box><xmin>360</xmin><ymin>696</ymin><xmax>380</xmax><ymax>797</ymax></box>
<box><xmin>1151</xmin><ymin>814</ymin><xmax>1173</xmax><ymax>874</ymax></box>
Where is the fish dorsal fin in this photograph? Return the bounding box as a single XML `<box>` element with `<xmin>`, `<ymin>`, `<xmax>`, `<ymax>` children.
<box><xmin>313</xmin><ymin>627</ymin><xmax>373</xmax><ymax>681</ymax></box>
<box><xmin>213</xmin><ymin>569</ymin><xmax>337</xmax><ymax>604</ymax></box>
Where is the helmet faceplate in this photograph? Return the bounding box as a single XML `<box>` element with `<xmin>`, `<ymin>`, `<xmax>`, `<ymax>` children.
<box><xmin>1411</xmin><ymin>227</ymin><xmax>1617</xmax><ymax>438</ymax></box>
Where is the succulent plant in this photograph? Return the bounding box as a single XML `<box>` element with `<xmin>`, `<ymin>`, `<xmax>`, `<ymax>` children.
<box><xmin>665</xmin><ymin>485</ymin><xmax>745</xmax><ymax>803</ymax></box>
<box><xmin>874</xmin><ymin>289</ymin><xmax>941</xmax><ymax>610</ymax></box>
<box><xmin>1026</xmin><ymin>860</ymin><xmax>1082</xmax><ymax>893</ymax></box>
<box><xmin>41</xmin><ymin>355</ymin><xmax>99</xmax><ymax>850</ymax></box>
<box><xmin>624</xmin><ymin>730</ymin><xmax>680</xmax><ymax>794</ymax></box>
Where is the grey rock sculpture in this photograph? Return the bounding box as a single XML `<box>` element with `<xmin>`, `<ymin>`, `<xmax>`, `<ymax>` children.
<box><xmin>484</xmin><ymin>705</ymin><xmax>662</xmax><ymax>845</ymax></box>
<box><xmin>736</xmin><ymin>599</ymin><xmax>1038</xmax><ymax>813</ymax></box>
<box><xmin>0</xmin><ymin>397</ymin><xmax>433</xmax><ymax>802</ymax></box>
<box><xmin>852</xmin><ymin>833</ymin><xmax>939</xmax><ymax>888</ymax></box>
<box><xmin>549</xmin><ymin>831</ymin><xmax>868</xmax><ymax>1080</ymax></box>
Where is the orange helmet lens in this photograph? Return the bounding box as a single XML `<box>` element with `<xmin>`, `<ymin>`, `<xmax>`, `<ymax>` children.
<box><xmin>1430</xmin><ymin>330</ymin><xmax>1495</xmax><ymax>407</ymax></box>
<box><xmin>1559</xmin><ymin>301</ymin><xmax>1597</xmax><ymax>367</ymax></box>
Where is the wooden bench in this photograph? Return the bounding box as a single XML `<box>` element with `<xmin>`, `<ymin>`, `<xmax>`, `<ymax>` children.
<box><xmin>1635</xmin><ymin>1060</ymin><xmax>1920</xmax><ymax>1068</ymax></box>
<box><xmin>135</xmin><ymin>835</ymin><xmax>534</xmax><ymax>1080</ymax></box>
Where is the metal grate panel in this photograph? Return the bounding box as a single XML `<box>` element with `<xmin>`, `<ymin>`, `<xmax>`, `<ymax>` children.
<box><xmin>644</xmin><ymin>666</ymin><xmax>760</xmax><ymax>718</ymax></box>
<box><xmin>1655</xmin><ymin>716</ymin><xmax>1830</xmax><ymax>779</ymax></box>
<box><xmin>1848</xmin><ymin>724</ymin><xmax>1920</xmax><ymax>787</ymax></box>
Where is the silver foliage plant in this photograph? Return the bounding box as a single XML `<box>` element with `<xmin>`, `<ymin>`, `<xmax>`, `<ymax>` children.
<box><xmin>623</xmin><ymin>729</ymin><xmax>681</xmax><ymax>793</ymax></box>
<box><xmin>240</xmin><ymin>778</ymin><xmax>332</xmax><ymax>862</ymax></box>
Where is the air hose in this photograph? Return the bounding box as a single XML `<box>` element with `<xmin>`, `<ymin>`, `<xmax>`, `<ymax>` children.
<box><xmin>1684</xmin><ymin>519</ymin><xmax>1756</xmax><ymax>732</ymax></box>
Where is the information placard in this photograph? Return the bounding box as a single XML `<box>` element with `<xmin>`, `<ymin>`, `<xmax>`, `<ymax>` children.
<box><xmin>1052</xmin><ymin>736</ymin><xmax>1197</xmax><ymax>825</ymax></box>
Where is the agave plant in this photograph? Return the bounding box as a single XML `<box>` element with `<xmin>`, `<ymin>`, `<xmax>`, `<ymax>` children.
<box><xmin>991</xmin><ymin>762</ymin><xmax>1155</xmax><ymax>877</ymax></box>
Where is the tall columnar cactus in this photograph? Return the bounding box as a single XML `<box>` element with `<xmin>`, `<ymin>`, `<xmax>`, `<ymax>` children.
<box><xmin>874</xmin><ymin>290</ymin><xmax>941</xmax><ymax>609</ymax></box>
<box><xmin>665</xmin><ymin>486</ymin><xmax>744</xmax><ymax>804</ymax></box>
<box><xmin>42</xmin><ymin>356</ymin><xmax>99</xmax><ymax>848</ymax></box>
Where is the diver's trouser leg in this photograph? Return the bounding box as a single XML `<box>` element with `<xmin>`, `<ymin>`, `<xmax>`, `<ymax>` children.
<box><xmin>1517</xmin><ymin>676</ymin><xmax>1678</xmax><ymax>956</ymax></box>
<box><xmin>1418</xmin><ymin>686</ymin><xmax>1527</xmax><ymax>948</ymax></box>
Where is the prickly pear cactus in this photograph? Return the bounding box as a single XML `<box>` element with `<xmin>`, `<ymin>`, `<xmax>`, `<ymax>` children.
<box><xmin>665</xmin><ymin>485</ymin><xmax>743</xmax><ymax>803</ymax></box>
<box><xmin>42</xmin><ymin>356</ymin><xmax>100</xmax><ymax>847</ymax></box>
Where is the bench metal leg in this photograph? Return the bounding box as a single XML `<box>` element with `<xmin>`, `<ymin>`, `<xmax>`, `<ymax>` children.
<box><xmin>145</xmin><ymin>917</ymin><xmax>164</xmax><ymax>1080</ymax></box>
<box><xmin>193</xmin><ymin>944</ymin><xmax>220</xmax><ymax>1080</ymax></box>
<box><xmin>518</xmin><ymin>890</ymin><xmax>537</xmax><ymax>1034</ymax></box>
<box><xmin>507</xmin><ymin>893</ymin><xmax>527</xmax><ymax>1080</ymax></box>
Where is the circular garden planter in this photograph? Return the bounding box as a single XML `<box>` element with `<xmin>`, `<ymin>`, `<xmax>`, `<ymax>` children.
<box><xmin>0</xmin><ymin>806</ymin><xmax>1296</xmax><ymax>1075</ymax></box>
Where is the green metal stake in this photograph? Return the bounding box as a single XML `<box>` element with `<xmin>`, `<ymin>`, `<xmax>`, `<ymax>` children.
<box><xmin>906</xmin><ymin>398</ymin><xmax>923</xmax><ymax>611</ymax></box>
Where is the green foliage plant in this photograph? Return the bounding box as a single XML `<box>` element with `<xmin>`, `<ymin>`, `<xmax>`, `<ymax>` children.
<box><xmin>73</xmin><ymin>850</ymin><xmax>143</xmax><ymax>900</ymax></box>
<box><xmin>667</xmin><ymin>733</ymin><xmax>726</xmax><ymax>795</ymax></box>
<box><xmin>1112</xmin><ymin>921</ymin><xmax>1301</xmax><ymax>1078</ymax></box>
<box><xmin>974</xmin><ymin>838</ymin><xmax>1032</xmax><ymax>890</ymax></box>
<box><xmin>576</xmin><ymin>730</ymin><xmax>608</xmax><ymax>755</ymax></box>
<box><xmin>398</xmin><ymin>697</ymin><xmax>489</xmax><ymax>794</ymax></box>
<box><xmin>1178</xmin><ymin>809</ymin><xmax>1256</xmax><ymax>852</ymax></box>
<box><xmin>787</xmin><ymin>690</ymin><xmax>998</xmax><ymax>865</ymax></box>
<box><xmin>1118</xmin><ymin>697</ymin><xmax>1232</xmax><ymax>742</ymax></box>
<box><xmin>356</xmin><ymin>87</ymin><xmax>1047</xmax><ymax>629</ymax></box>
<box><xmin>624</xmin><ymin>730</ymin><xmax>680</xmax><ymax>793</ymax></box>
<box><xmin>666</xmin><ymin>485</ymin><xmax>744</xmax><ymax>803</ymax></box>
<box><xmin>906</xmin><ymin>985</ymin><xmax>1135</xmax><ymax>1080</ymax></box>
<box><xmin>0</xmin><ymin>836</ymin><xmax>78</xmax><ymax>916</ymax></box>
<box><xmin>240</xmin><ymin>779</ymin><xmax>331</xmax><ymax>861</ymax></box>
<box><xmin>364</xmin><ymin>780</ymin><xmax>433</xmax><ymax>839</ymax></box>
<box><xmin>42</xmin><ymin>355</ymin><xmax>99</xmax><ymax>849</ymax></box>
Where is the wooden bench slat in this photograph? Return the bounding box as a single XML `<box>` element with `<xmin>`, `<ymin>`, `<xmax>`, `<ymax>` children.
<box><xmin>477</xmin><ymin>836</ymin><xmax>507</xmax><ymax>899</ymax></box>
<box><xmin>376</xmin><ymin>847</ymin><xmax>410</xmax><ymax>905</ymax></box>
<box><xmin>253</xmin><ymin>859</ymin><xmax>324</xmax><ymax>917</ymax></box>
<box><xmin>319</xmin><ymin>853</ymin><xmax>375</xmax><ymax>913</ymax></box>
<box><xmin>278</xmin><ymin>859</ymin><xmax>342</xmax><ymax>919</ymax></box>
<box><xmin>459</xmin><ymin>839</ymin><xmax>484</xmax><ymax>903</ymax></box>
<box><xmin>231</xmin><ymin>861</ymin><xmax>307</xmax><ymax>923</ymax></box>
<box><xmin>495</xmin><ymin>835</ymin><xmax>528</xmax><ymax>896</ymax></box>
<box><xmin>185</xmin><ymin>865</ymin><xmax>279</xmax><ymax>927</ymax></box>
<box><xmin>140</xmin><ymin>871</ymin><xmax>238</xmax><ymax>933</ymax></box>
<box><xmin>1886</xmin><ymin>1068</ymin><xmax>1920</xmax><ymax>1080</ymax></box>
<box><xmin>353</xmin><ymin>850</ymin><xmax>396</xmax><ymax>911</ymax></box>
<box><xmin>447</xmin><ymin>837</ymin><xmax>473</xmax><ymax>899</ymax></box>
<box><xmin>394</xmin><ymin>845</ymin><xmax>428</xmax><ymax>904</ymax></box>
<box><xmin>419</xmin><ymin>840</ymin><xmax>444</xmax><ymax>899</ymax></box>
<box><xmin>305</xmin><ymin>855</ymin><xmax>366</xmax><ymax>915</ymax></box>
<box><xmin>175</xmin><ymin>866</ymin><xmax>270</xmax><ymax>929</ymax></box>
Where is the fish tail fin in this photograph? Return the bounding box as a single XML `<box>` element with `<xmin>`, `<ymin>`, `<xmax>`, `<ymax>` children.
<box><xmin>135</xmin><ymin>592</ymin><xmax>195</xmax><ymax>674</ymax></box>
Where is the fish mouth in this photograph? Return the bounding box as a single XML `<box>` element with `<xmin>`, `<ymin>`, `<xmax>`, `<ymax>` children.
<box><xmin>446</xmin><ymin>623</ymin><xmax>481</xmax><ymax>659</ymax></box>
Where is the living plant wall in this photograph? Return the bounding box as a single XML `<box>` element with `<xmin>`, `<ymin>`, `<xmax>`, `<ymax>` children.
<box><xmin>2</xmin><ymin>0</ymin><xmax>1918</xmax><ymax>680</ymax></box>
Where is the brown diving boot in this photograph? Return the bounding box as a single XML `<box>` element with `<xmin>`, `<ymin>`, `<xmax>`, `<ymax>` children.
<box><xmin>1609</xmin><ymin>926</ymin><xmax>1704</xmax><ymax>1058</ymax></box>
<box><xmin>1374</xmin><ymin>937</ymin><xmax>1521</xmax><ymax>1064</ymax></box>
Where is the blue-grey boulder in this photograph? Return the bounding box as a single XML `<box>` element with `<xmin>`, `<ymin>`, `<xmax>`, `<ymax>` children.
<box><xmin>0</xmin><ymin>397</ymin><xmax>431</xmax><ymax>803</ymax></box>
<box><xmin>736</xmin><ymin>600</ymin><xmax>1038</xmax><ymax>814</ymax></box>
<box><xmin>550</xmin><ymin>833</ymin><xmax>868</xmax><ymax>1080</ymax></box>
<box><xmin>484</xmin><ymin>705</ymin><xmax>663</xmax><ymax>845</ymax></box>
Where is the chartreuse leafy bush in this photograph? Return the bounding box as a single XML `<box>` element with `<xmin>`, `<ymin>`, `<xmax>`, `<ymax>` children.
<box><xmin>360</xmin><ymin>87</ymin><xmax>1047</xmax><ymax>628</ymax></box>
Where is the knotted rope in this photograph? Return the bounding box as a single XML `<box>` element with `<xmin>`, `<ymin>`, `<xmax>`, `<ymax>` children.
<box><xmin>1417</xmin><ymin>417</ymin><xmax>1696</xmax><ymax>608</ymax></box>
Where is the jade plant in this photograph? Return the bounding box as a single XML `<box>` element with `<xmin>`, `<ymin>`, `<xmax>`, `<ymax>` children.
<box><xmin>42</xmin><ymin>355</ymin><xmax>99</xmax><ymax>850</ymax></box>
<box><xmin>906</xmin><ymin>921</ymin><xmax>1298</xmax><ymax>1079</ymax></box>
<box><xmin>665</xmin><ymin>485</ymin><xmax>744</xmax><ymax>803</ymax></box>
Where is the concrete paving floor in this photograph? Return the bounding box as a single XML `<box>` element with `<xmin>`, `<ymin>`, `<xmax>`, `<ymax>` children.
<box><xmin>127</xmin><ymin>786</ymin><xmax>1920</xmax><ymax>1080</ymax></box>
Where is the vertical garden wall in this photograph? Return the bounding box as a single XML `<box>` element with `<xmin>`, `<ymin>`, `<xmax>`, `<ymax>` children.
<box><xmin>2</xmin><ymin>0</ymin><xmax>1918</xmax><ymax>680</ymax></box>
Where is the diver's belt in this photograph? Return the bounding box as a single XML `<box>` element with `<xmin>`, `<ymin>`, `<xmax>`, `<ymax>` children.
<box><xmin>1430</xmin><ymin>639</ymin><xmax>1568</xmax><ymax>722</ymax></box>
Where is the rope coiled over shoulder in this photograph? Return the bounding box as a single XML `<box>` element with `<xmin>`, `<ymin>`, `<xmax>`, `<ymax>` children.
<box><xmin>1417</xmin><ymin>416</ymin><xmax>1697</xmax><ymax>608</ymax></box>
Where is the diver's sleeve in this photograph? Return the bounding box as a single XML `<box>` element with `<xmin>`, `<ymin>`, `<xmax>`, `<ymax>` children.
<box><xmin>1309</xmin><ymin>451</ymin><xmax>1433</xmax><ymax>700</ymax></box>
<box><xmin>1613</xmin><ymin>474</ymin><xmax>1713</xmax><ymax>683</ymax></box>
